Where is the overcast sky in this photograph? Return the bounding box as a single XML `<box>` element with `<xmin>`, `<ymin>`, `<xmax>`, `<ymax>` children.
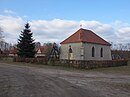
<box><xmin>0</xmin><ymin>0</ymin><xmax>130</xmax><ymax>44</ymax></box>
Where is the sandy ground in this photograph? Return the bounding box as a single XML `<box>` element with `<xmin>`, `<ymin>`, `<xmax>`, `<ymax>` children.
<box><xmin>0</xmin><ymin>63</ymin><xmax>130</xmax><ymax>97</ymax></box>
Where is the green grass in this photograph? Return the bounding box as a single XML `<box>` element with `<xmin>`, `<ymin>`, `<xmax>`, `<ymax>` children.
<box><xmin>90</xmin><ymin>64</ymin><xmax>130</xmax><ymax>74</ymax></box>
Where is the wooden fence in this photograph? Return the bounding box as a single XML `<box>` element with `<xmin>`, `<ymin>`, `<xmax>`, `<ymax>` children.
<box><xmin>14</xmin><ymin>57</ymin><xmax>128</xmax><ymax>69</ymax></box>
<box><xmin>13</xmin><ymin>57</ymin><xmax>47</xmax><ymax>64</ymax></box>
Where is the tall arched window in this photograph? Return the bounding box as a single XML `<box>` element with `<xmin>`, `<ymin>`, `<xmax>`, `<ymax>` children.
<box><xmin>92</xmin><ymin>47</ymin><xmax>95</xmax><ymax>57</ymax></box>
<box><xmin>100</xmin><ymin>48</ymin><xmax>103</xmax><ymax>57</ymax></box>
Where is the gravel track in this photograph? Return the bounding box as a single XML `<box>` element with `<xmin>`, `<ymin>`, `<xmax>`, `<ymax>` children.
<box><xmin>0</xmin><ymin>63</ymin><xmax>104</xmax><ymax>97</ymax></box>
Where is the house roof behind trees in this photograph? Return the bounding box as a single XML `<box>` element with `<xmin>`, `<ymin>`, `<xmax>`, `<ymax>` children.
<box><xmin>36</xmin><ymin>46</ymin><xmax>48</xmax><ymax>54</ymax></box>
<box><xmin>9</xmin><ymin>47</ymin><xmax>18</xmax><ymax>54</ymax></box>
<box><xmin>60</xmin><ymin>28</ymin><xmax>111</xmax><ymax>46</ymax></box>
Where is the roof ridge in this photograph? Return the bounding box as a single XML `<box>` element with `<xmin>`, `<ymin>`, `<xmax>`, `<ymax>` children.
<box><xmin>60</xmin><ymin>28</ymin><xmax>111</xmax><ymax>46</ymax></box>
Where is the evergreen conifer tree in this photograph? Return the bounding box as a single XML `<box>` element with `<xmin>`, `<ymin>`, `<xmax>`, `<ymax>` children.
<box><xmin>17</xmin><ymin>23</ymin><xmax>36</xmax><ymax>58</ymax></box>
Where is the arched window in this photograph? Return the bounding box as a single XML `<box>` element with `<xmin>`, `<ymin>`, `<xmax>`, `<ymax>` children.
<box><xmin>100</xmin><ymin>48</ymin><xmax>103</xmax><ymax>57</ymax></box>
<box><xmin>92</xmin><ymin>47</ymin><xmax>95</xmax><ymax>57</ymax></box>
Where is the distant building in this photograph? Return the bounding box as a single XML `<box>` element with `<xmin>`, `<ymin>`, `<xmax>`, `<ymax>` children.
<box><xmin>60</xmin><ymin>28</ymin><xmax>112</xmax><ymax>60</ymax></box>
<box><xmin>9</xmin><ymin>47</ymin><xmax>18</xmax><ymax>57</ymax></box>
<box><xmin>8</xmin><ymin>46</ymin><xmax>48</xmax><ymax>58</ymax></box>
<box><xmin>35</xmin><ymin>46</ymin><xmax>48</xmax><ymax>58</ymax></box>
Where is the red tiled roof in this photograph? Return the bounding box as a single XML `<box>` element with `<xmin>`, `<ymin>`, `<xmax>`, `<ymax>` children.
<box><xmin>36</xmin><ymin>46</ymin><xmax>48</xmax><ymax>54</ymax></box>
<box><xmin>60</xmin><ymin>28</ymin><xmax>111</xmax><ymax>46</ymax></box>
<box><xmin>9</xmin><ymin>47</ymin><xmax>18</xmax><ymax>54</ymax></box>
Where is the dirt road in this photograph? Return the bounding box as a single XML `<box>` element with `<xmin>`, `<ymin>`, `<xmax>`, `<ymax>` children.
<box><xmin>0</xmin><ymin>63</ymin><xmax>103</xmax><ymax>97</ymax></box>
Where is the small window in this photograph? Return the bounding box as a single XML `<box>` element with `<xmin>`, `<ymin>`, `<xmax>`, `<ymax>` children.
<box><xmin>92</xmin><ymin>47</ymin><xmax>95</xmax><ymax>57</ymax></box>
<box><xmin>100</xmin><ymin>48</ymin><xmax>103</xmax><ymax>57</ymax></box>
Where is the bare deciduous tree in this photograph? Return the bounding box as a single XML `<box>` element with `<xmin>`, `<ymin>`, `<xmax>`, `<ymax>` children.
<box><xmin>0</xmin><ymin>27</ymin><xmax>4</xmax><ymax>41</ymax></box>
<box><xmin>0</xmin><ymin>27</ymin><xmax>9</xmax><ymax>51</ymax></box>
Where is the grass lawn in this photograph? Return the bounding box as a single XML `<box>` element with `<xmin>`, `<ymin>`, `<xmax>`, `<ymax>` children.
<box><xmin>90</xmin><ymin>61</ymin><xmax>130</xmax><ymax>74</ymax></box>
<box><xmin>91</xmin><ymin>65</ymin><xmax>130</xmax><ymax>74</ymax></box>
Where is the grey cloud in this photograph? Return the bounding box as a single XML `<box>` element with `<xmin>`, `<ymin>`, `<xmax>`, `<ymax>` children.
<box><xmin>1</xmin><ymin>15</ymin><xmax>130</xmax><ymax>44</ymax></box>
